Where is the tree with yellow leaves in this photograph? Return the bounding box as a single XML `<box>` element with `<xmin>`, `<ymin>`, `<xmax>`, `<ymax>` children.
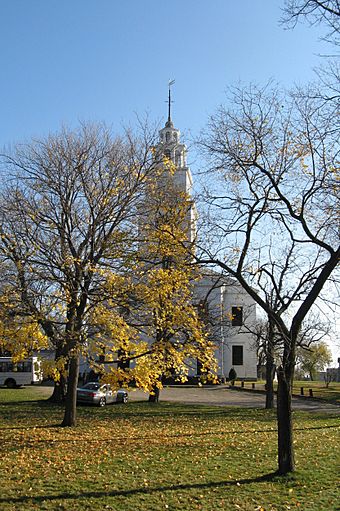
<box><xmin>0</xmin><ymin>289</ymin><xmax>49</xmax><ymax>360</ymax></box>
<box><xmin>0</xmin><ymin>122</ymin><xmax>159</xmax><ymax>426</ymax></box>
<box><xmin>90</xmin><ymin>164</ymin><xmax>217</xmax><ymax>401</ymax></box>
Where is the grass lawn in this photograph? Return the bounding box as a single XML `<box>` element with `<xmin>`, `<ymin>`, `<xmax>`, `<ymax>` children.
<box><xmin>292</xmin><ymin>381</ymin><xmax>340</xmax><ymax>404</ymax></box>
<box><xmin>236</xmin><ymin>381</ymin><xmax>340</xmax><ymax>405</ymax></box>
<box><xmin>0</xmin><ymin>387</ymin><xmax>339</xmax><ymax>511</ymax></box>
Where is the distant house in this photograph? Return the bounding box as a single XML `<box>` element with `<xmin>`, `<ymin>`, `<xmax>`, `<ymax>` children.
<box><xmin>326</xmin><ymin>358</ymin><xmax>340</xmax><ymax>383</ymax></box>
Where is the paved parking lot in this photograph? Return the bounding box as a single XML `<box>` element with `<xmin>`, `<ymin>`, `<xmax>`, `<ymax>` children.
<box><xmin>31</xmin><ymin>383</ymin><xmax>339</xmax><ymax>414</ymax></box>
<box><xmin>128</xmin><ymin>385</ymin><xmax>340</xmax><ymax>414</ymax></box>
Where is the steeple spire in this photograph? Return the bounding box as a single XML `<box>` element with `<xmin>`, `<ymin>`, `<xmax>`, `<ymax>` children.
<box><xmin>157</xmin><ymin>80</ymin><xmax>187</xmax><ymax>168</ymax></box>
<box><xmin>166</xmin><ymin>79</ymin><xmax>175</xmax><ymax>127</ymax></box>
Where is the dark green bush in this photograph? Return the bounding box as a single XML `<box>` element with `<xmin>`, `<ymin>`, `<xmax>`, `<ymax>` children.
<box><xmin>228</xmin><ymin>367</ymin><xmax>237</xmax><ymax>384</ymax></box>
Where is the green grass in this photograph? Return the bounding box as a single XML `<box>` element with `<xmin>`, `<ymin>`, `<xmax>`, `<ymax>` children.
<box><xmin>237</xmin><ymin>380</ymin><xmax>340</xmax><ymax>405</ymax></box>
<box><xmin>0</xmin><ymin>387</ymin><xmax>339</xmax><ymax>511</ymax></box>
<box><xmin>292</xmin><ymin>381</ymin><xmax>340</xmax><ymax>403</ymax></box>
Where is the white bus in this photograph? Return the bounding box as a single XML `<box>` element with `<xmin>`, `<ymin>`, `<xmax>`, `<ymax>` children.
<box><xmin>0</xmin><ymin>357</ymin><xmax>42</xmax><ymax>388</ymax></box>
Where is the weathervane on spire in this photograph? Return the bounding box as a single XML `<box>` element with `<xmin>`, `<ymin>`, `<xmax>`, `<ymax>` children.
<box><xmin>167</xmin><ymin>79</ymin><xmax>175</xmax><ymax>123</ymax></box>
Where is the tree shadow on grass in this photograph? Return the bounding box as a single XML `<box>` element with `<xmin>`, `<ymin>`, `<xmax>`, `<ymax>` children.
<box><xmin>1</xmin><ymin>398</ymin><xmax>337</xmax><ymax>434</ymax></box>
<box><xmin>104</xmin><ymin>402</ymin><xmax>275</xmax><ymax>420</ymax></box>
<box><xmin>0</xmin><ymin>472</ymin><xmax>282</xmax><ymax>505</ymax></box>
<box><xmin>1</xmin><ymin>422</ymin><xmax>338</xmax><ymax>438</ymax></box>
<box><xmin>0</xmin><ymin>399</ymin><xmax>62</xmax><ymax>407</ymax></box>
<box><xmin>0</xmin><ymin>423</ymin><xmax>62</xmax><ymax>430</ymax></box>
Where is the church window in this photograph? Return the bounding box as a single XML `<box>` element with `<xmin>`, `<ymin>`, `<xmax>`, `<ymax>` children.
<box><xmin>166</xmin><ymin>132</ymin><xmax>170</xmax><ymax>142</ymax></box>
<box><xmin>232</xmin><ymin>345</ymin><xmax>243</xmax><ymax>366</ymax></box>
<box><xmin>173</xmin><ymin>132</ymin><xmax>178</xmax><ymax>142</ymax></box>
<box><xmin>175</xmin><ymin>151</ymin><xmax>182</xmax><ymax>166</ymax></box>
<box><xmin>231</xmin><ymin>306</ymin><xmax>243</xmax><ymax>326</ymax></box>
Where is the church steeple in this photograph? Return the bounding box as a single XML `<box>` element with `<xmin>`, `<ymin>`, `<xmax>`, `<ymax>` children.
<box><xmin>157</xmin><ymin>81</ymin><xmax>187</xmax><ymax>168</ymax></box>
<box><xmin>166</xmin><ymin>79</ymin><xmax>175</xmax><ymax>128</ymax></box>
<box><xmin>153</xmin><ymin>82</ymin><xmax>197</xmax><ymax>243</ymax></box>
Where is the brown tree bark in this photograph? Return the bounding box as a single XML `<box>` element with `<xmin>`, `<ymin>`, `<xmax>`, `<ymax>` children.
<box><xmin>61</xmin><ymin>354</ymin><xmax>80</xmax><ymax>427</ymax></box>
<box><xmin>265</xmin><ymin>318</ymin><xmax>275</xmax><ymax>409</ymax></box>
<box><xmin>48</xmin><ymin>375</ymin><xmax>67</xmax><ymax>403</ymax></box>
<box><xmin>148</xmin><ymin>385</ymin><xmax>160</xmax><ymax>403</ymax></box>
<box><xmin>276</xmin><ymin>353</ymin><xmax>295</xmax><ymax>474</ymax></box>
<box><xmin>265</xmin><ymin>357</ymin><xmax>275</xmax><ymax>409</ymax></box>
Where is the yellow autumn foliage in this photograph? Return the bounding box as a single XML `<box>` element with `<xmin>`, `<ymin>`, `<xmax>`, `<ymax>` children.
<box><xmin>0</xmin><ymin>292</ymin><xmax>48</xmax><ymax>361</ymax></box>
<box><xmin>91</xmin><ymin>166</ymin><xmax>217</xmax><ymax>392</ymax></box>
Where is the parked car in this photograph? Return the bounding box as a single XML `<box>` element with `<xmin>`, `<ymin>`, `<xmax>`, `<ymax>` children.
<box><xmin>76</xmin><ymin>382</ymin><xmax>128</xmax><ymax>406</ymax></box>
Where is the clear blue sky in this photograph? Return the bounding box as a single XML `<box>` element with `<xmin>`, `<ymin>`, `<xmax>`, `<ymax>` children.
<box><xmin>0</xmin><ymin>1</ymin><xmax>338</xmax><ymax>360</ymax></box>
<box><xmin>0</xmin><ymin>0</ymin><xmax>328</xmax><ymax>152</ymax></box>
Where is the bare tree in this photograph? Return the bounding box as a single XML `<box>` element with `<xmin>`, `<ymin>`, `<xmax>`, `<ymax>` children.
<box><xmin>251</xmin><ymin>314</ymin><xmax>280</xmax><ymax>409</ymax></box>
<box><xmin>281</xmin><ymin>0</ymin><xmax>340</xmax><ymax>49</ymax></box>
<box><xmin>198</xmin><ymin>83</ymin><xmax>339</xmax><ymax>474</ymax></box>
<box><xmin>0</xmin><ymin>122</ymin><xmax>158</xmax><ymax>426</ymax></box>
<box><xmin>253</xmin><ymin>311</ymin><xmax>332</xmax><ymax>407</ymax></box>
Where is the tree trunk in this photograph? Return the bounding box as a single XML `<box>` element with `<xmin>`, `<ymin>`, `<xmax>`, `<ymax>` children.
<box><xmin>48</xmin><ymin>375</ymin><xmax>67</xmax><ymax>403</ymax></box>
<box><xmin>265</xmin><ymin>318</ymin><xmax>275</xmax><ymax>409</ymax></box>
<box><xmin>148</xmin><ymin>385</ymin><xmax>160</xmax><ymax>403</ymax></box>
<box><xmin>276</xmin><ymin>365</ymin><xmax>295</xmax><ymax>474</ymax></box>
<box><xmin>265</xmin><ymin>359</ymin><xmax>275</xmax><ymax>409</ymax></box>
<box><xmin>48</xmin><ymin>342</ymin><xmax>68</xmax><ymax>403</ymax></box>
<box><xmin>61</xmin><ymin>354</ymin><xmax>80</xmax><ymax>427</ymax></box>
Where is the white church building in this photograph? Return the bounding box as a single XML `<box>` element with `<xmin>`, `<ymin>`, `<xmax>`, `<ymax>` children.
<box><xmin>154</xmin><ymin>96</ymin><xmax>258</xmax><ymax>381</ymax></box>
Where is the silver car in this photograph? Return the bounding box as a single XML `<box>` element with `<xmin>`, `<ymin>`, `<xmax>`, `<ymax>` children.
<box><xmin>76</xmin><ymin>382</ymin><xmax>128</xmax><ymax>406</ymax></box>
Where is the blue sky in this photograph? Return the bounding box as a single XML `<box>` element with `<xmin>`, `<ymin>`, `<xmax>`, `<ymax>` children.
<box><xmin>0</xmin><ymin>1</ymin><xmax>338</xmax><ymax>360</ymax></box>
<box><xmin>0</xmin><ymin>0</ymin><xmax>329</xmax><ymax>153</ymax></box>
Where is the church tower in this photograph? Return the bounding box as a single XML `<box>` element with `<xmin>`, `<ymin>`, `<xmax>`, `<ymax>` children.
<box><xmin>153</xmin><ymin>84</ymin><xmax>257</xmax><ymax>382</ymax></box>
<box><xmin>137</xmin><ymin>84</ymin><xmax>258</xmax><ymax>382</ymax></box>
<box><xmin>154</xmin><ymin>83</ymin><xmax>197</xmax><ymax>244</ymax></box>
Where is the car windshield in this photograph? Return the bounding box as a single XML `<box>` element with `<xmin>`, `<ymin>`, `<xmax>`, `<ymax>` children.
<box><xmin>82</xmin><ymin>383</ymin><xmax>100</xmax><ymax>391</ymax></box>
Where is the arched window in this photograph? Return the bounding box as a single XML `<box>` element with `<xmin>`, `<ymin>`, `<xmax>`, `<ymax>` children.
<box><xmin>175</xmin><ymin>151</ymin><xmax>182</xmax><ymax>166</ymax></box>
<box><xmin>165</xmin><ymin>132</ymin><xmax>170</xmax><ymax>142</ymax></box>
